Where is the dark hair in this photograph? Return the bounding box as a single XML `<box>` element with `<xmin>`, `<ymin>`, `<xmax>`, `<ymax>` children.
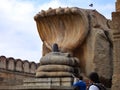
<box><xmin>78</xmin><ymin>76</ymin><xmax>83</xmax><ymax>80</ymax></box>
<box><xmin>89</xmin><ymin>72</ymin><xmax>100</xmax><ymax>83</ymax></box>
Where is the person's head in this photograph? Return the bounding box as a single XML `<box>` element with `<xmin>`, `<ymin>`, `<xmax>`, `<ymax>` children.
<box><xmin>88</xmin><ymin>72</ymin><xmax>100</xmax><ymax>83</ymax></box>
<box><xmin>78</xmin><ymin>75</ymin><xmax>83</xmax><ymax>80</ymax></box>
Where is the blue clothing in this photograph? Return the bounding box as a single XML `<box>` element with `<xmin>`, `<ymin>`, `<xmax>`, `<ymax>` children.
<box><xmin>73</xmin><ymin>80</ymin><xmax>86</xmax><ymax>90</ymax></box>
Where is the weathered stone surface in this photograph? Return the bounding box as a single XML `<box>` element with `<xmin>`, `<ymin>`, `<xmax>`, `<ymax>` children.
<box><xmin>85</xmin><ymin>29</ymin><xmax>113</xmax><ymax>79</ymax></box>
<box><xmin>34</xmin><ymin>7</ymin><xmax>112</xmax><ymax>87</ymax></box>
<box><xmin>30</xmin><ymin>62</ymin><xmax>37</xmax><ymax>74</ymax></box>
<box><xmin>116</xmin><ymin>0</ymin><xmax>120</xmax><ymax>12</ymax></box>
<box><xmin>23</xmin><ymin>60</ymin><xmax>30</xmax><ymax>73</ymax></box>
<box><xmin>36</xmin><ymin>71</ymin><xmax>72</xmax><ymax>77</ymax></box>
<box><xmin>112</xmin><ymin>74</ymin><xmax>120</xmax><ymax>90</ymax></box>
<box><xmin>0</xmin><ymin>56</ymin><xmax>38</xmax><ymax>86</ymax></box>
<box><xmin>0</xmin><ymin>56</ymin><xmax>38</xmax><ymax>75</ymax></box>
<box><xmin>7</xmin><ymin>57</ymin><xmax>15</xmax><ymax>71</ymax></box>
<box><xmin>0</xmin><ymin>77</ymin><xmax>75</xmax><ymax>90</ymax></box>
<box><xmin>15</xmin><ymin>59</ymin><xmax>23</xmax><ymax>72</ymax></box>
<box><xmin>40</xmin><ymin>52</ymin><xmax>80</xmax><ymax>66</ymax></box>
<box><xmin>82</xmin><ymin>28</ymin><xmax>113</xmax><ymax>87</ymax></box>
<box><xmin>111</xmin><ymin>11</ymin><xmax>120</xmax><ymax>90</ymax></box>
<box><xmin>0</xmin><ymin>69</ymin><xmax>35</xmax><ymax>86</ymax></box>
<box><xmin>0</xmin><ymin>85</ymin><xmax>76</xmax><ymax>90</ymax></box>
<box><xmin>0</xmin><ymin>5</ymin><xmax>117</xmax><ymax>89</ymax></box>
<box><xmin>34</xmin><ymin>7</ymin><xmax>89</xmax><ymax>55</ymax></box>
<box><xmin>37</xmin><ymin>65</ymin><xmax>74</xmax><ymax>72</ymax></box>
<box><xmin>23</xmin><ymin>77</ymin><xmax>74</xmax><ymax>87</ymax></box>
<box><xmin>36</xmin><ymin>52</ymin><xmax>80</xmax><ymax>77</ymax></box>
<box><xmin>0</xmin><ymin>56</ymin><xmax>7</xmax><ymax>69</ymax></box>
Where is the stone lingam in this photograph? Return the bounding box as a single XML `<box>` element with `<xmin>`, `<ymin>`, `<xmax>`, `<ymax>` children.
<box><xmin>34</xmin><ymin>43</ymin><xmax>81</xmax><ymax>89</ymax></box>
<box><xmin>36</xmin><ymin>43</ymin><xmax>80</xmax><ymax>78</ymax></box>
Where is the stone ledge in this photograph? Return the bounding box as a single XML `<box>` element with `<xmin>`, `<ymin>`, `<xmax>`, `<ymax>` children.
<box><xmin>0</xmin><ymin>69</ymin><xmax>35</xmax><ymax>77</ymax></box>
<box><xmin>0</xmin><ymin>86</ymin><xmax>77</xmax><ymax>90</ymax></box>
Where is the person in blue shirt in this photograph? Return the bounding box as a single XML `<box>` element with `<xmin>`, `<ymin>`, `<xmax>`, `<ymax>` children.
<box><xmin>73</xmin><ymin>75</ymin><xmax>86</xmax><ymax>90</ymax></box>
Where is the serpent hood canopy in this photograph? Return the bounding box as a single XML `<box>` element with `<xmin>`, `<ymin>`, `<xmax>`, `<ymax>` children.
<box><xmin>34</xmin><ymin>7</ymin><xmax>89</xmax><ymax>53</ymax></box>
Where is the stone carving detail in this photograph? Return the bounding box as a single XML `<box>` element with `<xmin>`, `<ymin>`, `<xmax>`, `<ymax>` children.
<box><xmin>36</xmin><ymin>52</ymin><xmax>80</xmax><ymax>77</ymax></box>
<box><xmin>34</xmin><ymin>7</ymin><xmax>89</xmax><ymax>55</ymax></box>
<box><xmin>34</xmin><ymin>7</ymin><xmax>113</xmax><ymax>87</ymax></box>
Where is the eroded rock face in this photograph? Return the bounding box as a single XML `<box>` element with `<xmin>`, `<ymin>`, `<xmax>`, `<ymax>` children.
<box><xmin>34</xmin><ymin>7</ymin><xmax>113</xmax><ymax>87</ymax></box>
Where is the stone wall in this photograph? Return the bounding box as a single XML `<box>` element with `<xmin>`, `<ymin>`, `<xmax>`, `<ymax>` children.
<box><xmin>116</xmin><ymin>0</ymin><xmax>120</xmax><ymax>12</ymax></box>
<box><xmin>111</xmin><ymin>12</ymin><xmax>120</xmax><ymax>90</ymax></box>
<box><xmin>111</xmin><ymin>0</ymin><xmax>120</xmax><ymax>90</ymax></box>
<box><xmin>0</xmin><ymin>55</ymin><xmax>38</xmax><ymax>86</ymax></box>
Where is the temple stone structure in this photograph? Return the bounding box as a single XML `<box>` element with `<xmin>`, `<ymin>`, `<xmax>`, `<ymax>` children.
<box><xmin>111</xmin><ymin>0</ymin><xmax>120</xmax><ymax>90</ymax></box>
<box><xmin>0</xmin><ymin>56</ymin><xmax>38</xmax><ymax>86</ymax></box>
<box><xmin>34</xmin><ymin>7</ymin><xmax>113</xmax><ymax>88</ymax></box>
<box><xmin>36</xmin><ymin>52</ymin><xmax>80</xmax><ymax>78</ymax></box>
<box><xmin>7</xmin><ymin>7</ymin><xmax>113</xmax><ymax>90</ymax></box>
<box><xmin>116</xmin><ymin>0</ymin><xmax>120</xmax><ymax>12</ymax></box>
<box><xmin>1</xmin><ymin>1</ymin><xmax>120</xmax><ymax>90</ymax></box>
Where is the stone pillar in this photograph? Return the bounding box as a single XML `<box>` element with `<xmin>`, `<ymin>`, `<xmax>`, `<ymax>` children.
<box><xmin>111</xmin><ymin>0</ymin><xmax>120</xmax><ymax>89</ymax></box>
<box><xmin>116</xmin><ymin>0</ymin><xmax>120</xmax><ymax>12</ymax></box>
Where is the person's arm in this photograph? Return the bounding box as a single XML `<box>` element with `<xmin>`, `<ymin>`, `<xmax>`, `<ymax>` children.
<box><xmin>72</xmin><ymin>74</ymin><xmax>79</xmax><ymax>84</ymax></box>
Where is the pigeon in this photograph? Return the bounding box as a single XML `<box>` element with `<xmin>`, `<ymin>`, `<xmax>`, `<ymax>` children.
<box><xmin>89</xmin><ymin>3</ymin><xmax>93</xmax><ymax>7</ymax></box>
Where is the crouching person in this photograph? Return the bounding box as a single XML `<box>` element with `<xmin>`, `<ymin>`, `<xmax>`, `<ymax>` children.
<box><xmin>73</xmin><ymin>75</ymin><xmax>86</xmax><ymax>90</ymax></box>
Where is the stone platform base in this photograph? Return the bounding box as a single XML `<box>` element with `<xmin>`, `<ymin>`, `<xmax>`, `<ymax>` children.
<box><xmin>23</xmin><ymin>77</ymin><xmax>74</xmax><ymax>87</ymax></box>
<box><xmin>0</xmin><ymin>77</ymin><xmax>77</xmax><ymax>90</ymax></box>
<box><xmin>0</xmin><ymin>86</ymin><xmax>77</xmax><ymax>90</ymax></box>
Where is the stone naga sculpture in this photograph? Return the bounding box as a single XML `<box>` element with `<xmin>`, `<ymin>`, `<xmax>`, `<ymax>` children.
<box><xmin>34</xmin><ymin>7</ymin><xmax>113</xmax><ymax>87</ymax></box>
<box><xmin>34</xmin><ymin>7</ymin><xmax>89</xmax><ymax>55</ymax></box>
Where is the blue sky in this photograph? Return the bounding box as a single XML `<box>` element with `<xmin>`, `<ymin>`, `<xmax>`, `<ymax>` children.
<box><xmin>0</xmin><ymin>0</ymin><xmax>115</xmax><ymax>63</ymax></box>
